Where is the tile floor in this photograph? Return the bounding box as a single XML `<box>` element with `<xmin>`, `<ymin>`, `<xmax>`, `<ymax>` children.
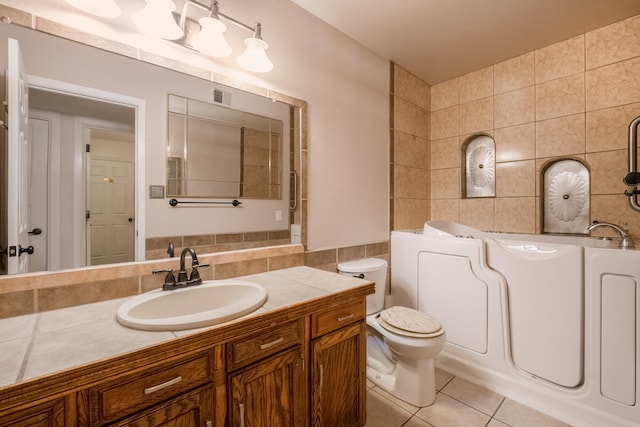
<box><xmin>365</xmin><ymin>368</ymin><xmax>571</xmax><ymax>427</ymax></box>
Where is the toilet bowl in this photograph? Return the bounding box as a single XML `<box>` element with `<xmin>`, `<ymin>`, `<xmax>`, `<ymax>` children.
<box><xmin>338</xmin><ymin>258</ymin><xmax>446</xmax><ymax>407</ymax></box>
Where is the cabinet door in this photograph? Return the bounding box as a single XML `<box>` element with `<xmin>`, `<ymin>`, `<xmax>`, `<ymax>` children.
<box><xmin>311</xmin><ymin>322</ymin><xmax>366</xmax><ymax>427</ymax></box>
<box><xmin>108</xmin><ymin>385</ymin><xmax>215</xmax><ymax>427</ymax></box>
<box><xmin>0</xmin><ymin>398</ymin><xmax>65</xmax><ymax>427</ymax></box>
<box><xmin>229</xmin><ymin>346</ymin><xmax>306</xmax><ymax>427</ymax></box>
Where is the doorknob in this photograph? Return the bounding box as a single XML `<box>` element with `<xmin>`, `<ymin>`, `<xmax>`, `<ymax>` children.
<box><xmin>19</xmin><ymin>245</ymin><xmax>34</xmax><ymax>255</ymax></box>
<box><xmin>28</xmin><ymin>227</ymin><xmax>42</xmax><ymax>235</ymax></box>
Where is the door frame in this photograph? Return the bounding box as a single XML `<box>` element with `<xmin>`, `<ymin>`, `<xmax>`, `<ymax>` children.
<box><xmin>26</xmin><ymin>75</ymin><xmax>146</xmax><ymax>265</ymax></box>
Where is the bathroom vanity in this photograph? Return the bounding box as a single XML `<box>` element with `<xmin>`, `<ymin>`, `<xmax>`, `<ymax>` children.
<box><xmin>0</xmin><ymin>267</ymin><xmax>373</xmax><ymax>427</ymax></box>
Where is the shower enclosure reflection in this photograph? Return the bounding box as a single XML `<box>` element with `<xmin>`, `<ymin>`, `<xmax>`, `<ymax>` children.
<box><xmin>167</xmin><ymin>94</ymin><xmax>284</xmax><ymax>199</ymax></box>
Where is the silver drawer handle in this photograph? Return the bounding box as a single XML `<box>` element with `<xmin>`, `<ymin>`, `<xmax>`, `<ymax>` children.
<box><xmin>144</xmin><ymin>375</ymin><xmax>182</xmax><ymax>395</ymax></box>
<box><xmin>338</xmin><ymin>313</ymin><xmax>354</xmax><ymax>322</ymax></box>
<box><xmin>239</xmin><ymin>403</ymin><xmax>245</xmax><ymax>427</ymax></box>
<box><xmin>260</xmin><ymin>337</ymin><xmax>284</xmax><ymax>350</ymax></box>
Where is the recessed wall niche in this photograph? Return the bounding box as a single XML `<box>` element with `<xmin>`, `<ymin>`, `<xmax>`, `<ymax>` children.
<box><xmin>542</xmin><ymin>159</ymin><xmax>590</xmax><ymax>234</ymax></box>
<box><xmin>462</xmin><ymin>135</ymin><xmax>496</xmax><ymax>198</ymax></box>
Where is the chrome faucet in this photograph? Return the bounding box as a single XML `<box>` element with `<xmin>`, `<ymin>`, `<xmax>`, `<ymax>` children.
<box><xmin>152</xmin><ymin>247</ymin><xmax>210</xmax><ymax>290</ymax></box>
<box><xmin>587</xmin><ymin>221</ymin><xmax>635</xmax><ymax>249</ymax></box>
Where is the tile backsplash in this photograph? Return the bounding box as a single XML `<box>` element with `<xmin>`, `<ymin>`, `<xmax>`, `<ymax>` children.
<box><xmin>0</xmin><ymin>239</ymin><xmax>390</xmax><ymax>320</ymax></box>
<box><xmin>0</xmin><ymin>244</ymin><xmax>304</xmax><ymax>319</ymax></box>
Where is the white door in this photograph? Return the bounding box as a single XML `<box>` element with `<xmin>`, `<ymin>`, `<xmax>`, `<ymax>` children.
<box><xmin>7</xmin><ymin>38</ymin><xmax>31</xmax><ymax>274</ymax></box>
<box><xmin>88</xmin><ymin>159</ymin><xmax>135</xmax><ymax>265</ymax></box>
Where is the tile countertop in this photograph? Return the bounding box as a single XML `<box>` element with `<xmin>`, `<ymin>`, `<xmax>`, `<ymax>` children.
<box><xmin>0</xmin><ymin>266</ymin><xmax>372</xmax><ymax>389</ymax></box>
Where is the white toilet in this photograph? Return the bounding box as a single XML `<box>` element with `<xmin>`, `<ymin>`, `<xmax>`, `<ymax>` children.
<box><xmin>338</xmin><ymin>258</ymin><xmax>446</xmax><ymax>407</ymax></box>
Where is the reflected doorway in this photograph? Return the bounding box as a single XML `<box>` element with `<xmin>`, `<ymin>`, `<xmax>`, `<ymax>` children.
<box><xmin>27</xmin><ymin>87</ymin><xmax>139</xmax><ymax>272</ymax></box>
<box><xmin>88</xmin><ymin>129</ymin><xmax>135</xmax><ymax>266</ymax></box>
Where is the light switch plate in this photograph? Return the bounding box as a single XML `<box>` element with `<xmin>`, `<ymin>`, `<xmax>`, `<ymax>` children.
<box><xmin>149</xmin><ymin>185</ymin><xmax>165</xmax><ymax>199</ymax></box>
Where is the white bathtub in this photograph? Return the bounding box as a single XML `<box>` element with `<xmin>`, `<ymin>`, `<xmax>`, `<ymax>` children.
<box><xmin>390</xmin><ymin>221</ymin><xmax>639</xmax><ymax>427</ymax></box>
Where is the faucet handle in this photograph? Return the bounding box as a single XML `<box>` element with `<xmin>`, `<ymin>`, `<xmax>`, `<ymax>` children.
<box><xmin>153</xmin><ymin>268</ymin><xmax>177</xmax><ymax>289</ymax></box>
<box><xmin>189</xmin><ymin>263</ymin><xmax>210</xmax><ymax>285</ymax></box>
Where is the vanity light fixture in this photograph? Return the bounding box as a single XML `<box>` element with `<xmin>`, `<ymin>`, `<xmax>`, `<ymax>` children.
<box><xmin>64</xmin><ymin>0</ymin><xmax>121</xmax><ymax>18</ymax></box>
<box><xmin>67</xmin><ymin>0</ymin><xmax>273</xmax><ymax>72</ymax></box>
<box><xmin>182</xmin><ymin>0</ymin><xmax>273</xmax><ymax>72</ymax></box>
<box><xmin>143</xmin><ymin>0</ymin><xmax>273</xmax><ymax>72</ymax></box>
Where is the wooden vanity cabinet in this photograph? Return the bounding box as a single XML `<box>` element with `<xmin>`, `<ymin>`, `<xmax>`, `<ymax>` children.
<box><xmin>226</xmin><ymin>319</ymin><xmax>307</xmax><ymax>427</ymax></box>
<box><xmin>228</xmin><ymin>346</ymin><xmax>306</xmax><ymax>427</ymax></box>
<box><xmin>80</xmin><ymin>349</ymin><xmax>219</xmax><ymax>427</ymax></box>
<box><xmin>0</xmin><ymin>397</ymin><xmax>66</xmax><ymax>427</ymax></box>
<box><xmin>310</xmin><ymin>298</ymin><xmax>367</xmax><ymax>427</ymax></box>
<box><xmin>0</xmin><ymin>282</ymin><xmax>372</xmax><ymax>427</ymax></box>
<box><xmin>107</xmin><ymin>385</ymin><xmax>214</xmax><ymax>427</ymax></box>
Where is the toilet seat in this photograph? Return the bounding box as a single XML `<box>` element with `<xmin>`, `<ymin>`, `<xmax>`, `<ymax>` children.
<box><xmin>377</xmin><ymin>306</ymin><xmax>444</xmax><ymax>338</ymax></box>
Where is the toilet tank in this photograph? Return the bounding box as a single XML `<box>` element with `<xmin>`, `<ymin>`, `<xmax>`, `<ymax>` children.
<box><xmin>338</xmin><ymin>258</ymin><xmax>387</xmax><ymax>315</ymax></box>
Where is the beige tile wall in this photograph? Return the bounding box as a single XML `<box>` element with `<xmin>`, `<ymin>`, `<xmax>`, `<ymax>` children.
<box><xmin>429</xmin><ymin>14</ymin><xmax>640</xmax><ymax>238</ymax></box>
<box><xmin>304</xmin><ymin>241</ymin><xmax>390</xmax><ymax>272</ymax></box>
<box><xmin>391</xmin><ymin>64</ymin><xmax>432</xmax><ymax>230</ymax></box>
<box><xmin>303</xmin><ymin>241</ymin><xmax>391</xmax><ymax>289</ymax></box>
<box><xmin>145</xmin><ymin>230</ymin><xmax>291</xmax><ymax>259</ymax></box>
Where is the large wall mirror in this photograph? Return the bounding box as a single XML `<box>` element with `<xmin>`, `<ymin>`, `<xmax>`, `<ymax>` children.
<box><xmin>167</xmin><ymin>94</ymin><xmax>285</xmax><ymax>199</ymax></box>
<box><xmin>0</xmin><ymin>5</ymin><xmax>306</xmax><ymax>276</ymax></box>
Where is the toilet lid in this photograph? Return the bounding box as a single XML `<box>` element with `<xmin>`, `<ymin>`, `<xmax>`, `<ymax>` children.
<box><xmin>377</xmin><ymin>306</ymin><xmax>444</xmax><ymax>338</ymax></box>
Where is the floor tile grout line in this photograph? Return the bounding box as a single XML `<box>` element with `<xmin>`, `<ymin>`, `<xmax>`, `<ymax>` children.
<box><xmin>368</xmin><ymin>381</ymin><xmax>507</xmax><ymax>427</ymax></box>
<box><xmin>369</xmin><ymin>386</ymin><xmax>421</xmax><ymax>416</ymax></box>
<box><xmin>367</xmin><ymin>371</ymin><xmax>567</xmax><ymax>427</ymax></box>
<box><xmin>491</xmin><ymin>396</ymin><xmax>508</xmax><ymax>417</ymax></box>
<box><xmin>438</xmin><ymin>373</ymin><xmax>456</xmax><ymax>391</ymax></box>
<box><xmin>438</xmin><ymin>388</ymin><xmax>507</xmax><ymax>419</ymax></box>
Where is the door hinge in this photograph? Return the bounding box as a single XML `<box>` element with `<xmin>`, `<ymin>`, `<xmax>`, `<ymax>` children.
<box><xmin>86</xmin><ymin>210</ymin><xmax>90</xmax><ymax>221</ymax></box>
<box><xmin>86</xmin><ymin>143</ymin><xmax>90</xmax><ymax>153</ymax></box>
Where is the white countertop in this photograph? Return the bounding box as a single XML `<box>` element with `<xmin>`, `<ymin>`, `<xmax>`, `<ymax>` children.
<box><xmin>0</xmin><ymin>266</ymin><xmax>370</xmax><ymax>389</ymax></box>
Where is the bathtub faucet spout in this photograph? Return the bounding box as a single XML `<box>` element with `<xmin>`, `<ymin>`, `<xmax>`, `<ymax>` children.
<box><xmin>587</xmin><ymin>221</ymin><xmax>634</xmax><ymax>249</ymax></box>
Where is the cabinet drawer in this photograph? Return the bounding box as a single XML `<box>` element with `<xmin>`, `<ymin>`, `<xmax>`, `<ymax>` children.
<box><xmin>311</xmin><ymin>298</ymin><xmax>364</xmax><ymax>338</ymax></box>
<box><xmin>227</xmin><ymin>319</ymin><xmax>303</xmax><ymax>371</ymax></box>
<box><xmin>89</xmin><ymin>352</ymin><xmax>212</xmax><ymax>425</ymax></box>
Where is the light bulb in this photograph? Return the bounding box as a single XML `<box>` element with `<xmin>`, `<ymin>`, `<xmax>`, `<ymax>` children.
<box><xmin>191</xmin><ymin>17</ymin><xmax>232</xmax><ymax>58</ymax></box>
<box><xmin>133</xmin><ymin>0</ymin><xmax>183</xmax><ymax>40</ymax></box>
<box><xmin>237</xmin><ymin>37</ymin><xmax>273</xmax><ymax>73</ymax></box>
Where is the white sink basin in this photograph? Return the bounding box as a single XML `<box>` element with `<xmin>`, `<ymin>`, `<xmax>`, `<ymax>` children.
<box><xmin>116</xmin><ymin>280</ymin><xmax>268</xmax><ymax>331</ymax></box>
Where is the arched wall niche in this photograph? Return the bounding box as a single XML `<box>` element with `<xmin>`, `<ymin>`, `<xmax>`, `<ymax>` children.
<box><xmin>542</xmin><ymin>158</ymin><xmax>590</xmax><ymax>234</ymax></box>
<box><xmin>462</xmin><ymin>134</ymin><xmax>496</xmax><ymax>198</ymax></box>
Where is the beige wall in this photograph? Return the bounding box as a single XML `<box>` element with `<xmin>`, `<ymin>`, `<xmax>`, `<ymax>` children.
<box><xmin>395</xmin><ymin>13</ymin><xmax>640</xmax><ymax>240</ymax></box>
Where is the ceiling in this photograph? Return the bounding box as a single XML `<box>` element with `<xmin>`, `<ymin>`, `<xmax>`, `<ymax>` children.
<box><xmin>29</xmin><ymin>88</ymin><xmax>135</xmax><ymax>125</ymax></box>
<box><xmin>291</xmin><ymin>0</ymin><xmax>640</xmax><ymax>85</ymax></box>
